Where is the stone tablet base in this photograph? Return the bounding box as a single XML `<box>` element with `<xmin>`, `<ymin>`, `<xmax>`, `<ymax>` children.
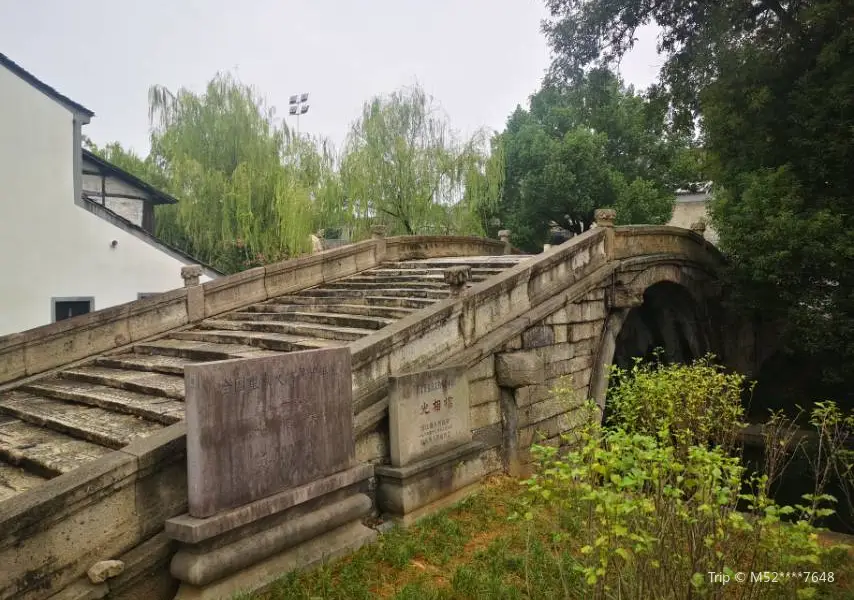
<box><xmin>375</xmin><ymin>441</ymin><xmax>486</xmax><ymax>525</ymax></box>
<box><xmin>164</xmin><ymin>464</ymin><xmax>376</xmax><ymax>600</ymax></box>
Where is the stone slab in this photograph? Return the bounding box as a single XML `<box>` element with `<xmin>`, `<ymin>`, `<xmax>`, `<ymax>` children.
<box><xmin>388</xmin><ymin>365</ymin><xmax>471</xmax><ymax>468</ymax></box>
<box><xmin>375</xmin><ymin>440</ymin><xmax>485</xmax><ymax>516</ymax></box>
<box><xmin>184</xmin><ymin>348</ymin><xmax>353</xmax><ymax>518</ymax></box>
<box><xmin>166</xmin><ymin>464</ymin><xmax>373</xmax><ymax>543</ymax></box>
<box><xmin>172</xmin><ymin>520</ymin><xmax>377</xmax><ymax>600</ymax></box>
<box><xmin>383</xmin><ymin>482</ymin><xmax>482</xmax><ymax>527</ymax></box>
<box><xmin>171</xmin><ymin>493</ymin><xmax>373</xmax><ymax>586</ymax></box>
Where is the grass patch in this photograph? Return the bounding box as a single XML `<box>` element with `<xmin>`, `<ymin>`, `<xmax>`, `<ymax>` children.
<box><xmin>241</xmin><ymin>475</ymin><xmax>854</xmax><ymax>599</ymax></box>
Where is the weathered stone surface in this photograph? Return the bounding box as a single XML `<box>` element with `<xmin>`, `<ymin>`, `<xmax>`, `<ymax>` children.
<box><xmin>442</xmin><ymin>266</ymin><xmax>472</xmax><ymax>287</ymax></box>
<box><xmin>606</xmin><ymin>284</ymin><xmax>644</xmax><ymax>309</ymax></box>
<box><xmin>515</xmin><ymin>384</ymin><xmax>552</xmax><ymax>407</ymax></box>
<box><xmin>376</xmin><ymin>440</ymin><xmax>485</xmax><ymax>518</ymax></box>
<box><xmin>495</xmin><ymin>352</ymin><xmax>545</xmax><ymax>388</ymax></box>
<box><xmin>567</xmin><ymin>300</ymin><xmax>606</xmax><ymax>323</ymax></box>
<box><xmin>48</xmin><ymin>580</ymin><xmax>109</xmax><ymax>600</ymax></box>
<box><xmin>166</xmin><ymin>464</ymin><xmax>373</xmax><ymax>544</ymax></box>
<box><xmin>570</xmin><ymin>321</ymin><xmax>600</xmax><ymax>342</ymax></box>
<box><xmin>388</xmin><ymin>365</ymin><xmax>471</xmax><ymax>468</ymax></box>
<box><xmin>521</xmin><ymin>325</ymin><xmax>554</xmax><ymax>349</ymax></box>
<box><xmin>470</xmin><ymin>401</ymin><xmax>502</xmax><ymax>430</ymax></box>
<box><xmin>184</xmin><ymin>348</ymin><xmax>353</xmax><ymax>518</ymax></box>
<box><xmin>466</xmin><ymin>356</ymin><xmax>495</xmax><ymax>382</ymax></box>
<box><xmin>171</xmin><ymin>520</ymin><xmax>376</xmax><ymax>600</ymax></box>
<box><xmin>171</xmin><ymin>493</ymin><xmax>372</xmax><ymax>586</ymax></box>
<box><xmin>86</xmin><ymin>560</ymin><xmax>125</xmax><ymax>584</ymax></box>
<box><xmin>468</xmin><ymin>377</ymin><xmax>500</xmax><ymax>407</ymax></box>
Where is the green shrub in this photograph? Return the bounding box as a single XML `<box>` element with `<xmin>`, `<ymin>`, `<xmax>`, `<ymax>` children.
<box><xmin>517</xmin><ymin>358</ymin><xmax>851</xmax><ymax>599</ymax></box>
<box><xmin>606</xmin><ymin>355</ymin><xmax>748</xmax><ymax>454</ymax></box>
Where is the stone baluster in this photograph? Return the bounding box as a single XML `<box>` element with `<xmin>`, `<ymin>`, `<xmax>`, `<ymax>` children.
<box><xmin>181</xmin><ymin>265</ymin><xmax>203</xmax><ymax>288</ymax></box>
<box><xmin>498</xmin><ymin>229</ymin><xmax>512</xmax><ymax>255</ymax></box>
<box><xmin>443</xmin><ymin>266</ymin><xmax>472</xmax><ymax>298</ymax></box>
<box><xmin>593</xmin><ymin>208</ymin><xmax>616</xmax><ymax>228</ymax></box>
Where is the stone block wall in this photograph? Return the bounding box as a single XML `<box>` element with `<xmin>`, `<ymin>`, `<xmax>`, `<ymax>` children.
<box><xmin>485</xmin><ymin>287</ymin><xmax>610</xmax><ymax>472</ymax></box>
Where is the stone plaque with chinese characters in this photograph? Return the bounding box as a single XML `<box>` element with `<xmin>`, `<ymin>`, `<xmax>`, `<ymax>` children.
<box><xmin>184</xmin><ymin>348</ymin><xmax>353</xmax><ymax>518</ymax></box>
<box><xmin>388</xmin><ymin>365</ymin><xmax>471</xmax><ymax>467</ymax></box>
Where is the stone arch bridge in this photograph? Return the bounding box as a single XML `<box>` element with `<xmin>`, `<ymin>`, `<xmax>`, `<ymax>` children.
<box><xmin>0</xmin><ymin>219</ymin><xmax>756</xmax><ymax>600</ymax></box>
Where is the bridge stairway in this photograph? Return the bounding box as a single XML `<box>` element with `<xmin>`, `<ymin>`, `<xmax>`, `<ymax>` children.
<box><xmin>0</xmin><ymin>256</ymin><xmax>528</xmax><ymax>503</ymax></box>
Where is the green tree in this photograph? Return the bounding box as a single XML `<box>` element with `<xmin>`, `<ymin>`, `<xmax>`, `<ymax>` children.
<box><xmin>146</xmin><ymin>75</ymin><xmax>343</xmax><ymax>272</ymax></box>
<box><xmin>340</xmin><ymin>84</ymin><xmax>502</xmax><ymax>237</ymax></box>
<box><xmin>494</xmin><ymin>69</ymin><xmax>690</xmax><ymax>251</ymax></box>
<box><xmin>541</xmin><ymin>0</ymin><xmax>854</xmax><ymax>402</ymax></box>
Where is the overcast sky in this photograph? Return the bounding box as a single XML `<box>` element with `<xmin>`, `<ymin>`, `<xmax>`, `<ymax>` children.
<box><xmin>1</xmin><ymin>0</ymin><xmax>662</xmax><ymax>155</ymax></box>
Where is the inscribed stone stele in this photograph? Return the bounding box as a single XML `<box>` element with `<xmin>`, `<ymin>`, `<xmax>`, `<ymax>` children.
<box><xmin>388</xmin><ymin>365</ymin><xmax>471</xmax><ymax>467</ymax></box>
<box><xmin>184</xmin><ymin>348</ymin><xmax>353</xmax><ymax>518</ymax></box>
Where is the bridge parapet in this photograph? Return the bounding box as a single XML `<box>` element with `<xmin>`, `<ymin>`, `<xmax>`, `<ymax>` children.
<box><xmin>0</xmin><ymin>236</ymin><xmax>511</xmax><ymax>388</ymax></box>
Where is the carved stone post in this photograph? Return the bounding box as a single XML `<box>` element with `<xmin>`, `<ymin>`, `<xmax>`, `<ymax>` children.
<box><xmin>370</xmin><ymin>224</ymin><xmax>388</xmax><ymax>262</ymax></box>
<box><xmin>181</xmin><ymin>265</ymin><xmax>203</xmax><ymax>288</ymax></box>
<box><xmin>690</xmin><ymin>220</ymin><xmax>707</xmax><ymax>235</ymax></box>
<box><xmin>443</xmin><ymin>266</ymin><xmax>472</xmax><ymax>298</ymax></box>
<box><xmin>498</xmin><ymin>229</ymin><xmax>512</xmax><ymax>255</ymax></box>
<box><xmin>594</xmin><ymin>208</ymin><xmax>616</xmax><ymax>259</ymax></box>
<box><xmin>594</xmin><ymin>208</ymin><xmax>616</xmax><ymax>229</ymax></box>
<box><xmin>181</xmin><ymin>265</ymin><xmax>205</xmax><ymax>323</ymax></box>
<box><xmin>542</xmin><ymin>244</ymin><xmax>552</xmax><ymax>252</ymax></box>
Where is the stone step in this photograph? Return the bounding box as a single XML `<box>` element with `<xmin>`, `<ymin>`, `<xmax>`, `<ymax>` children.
<box><xmin>0</xmin><ymin>415</ymin><xmax>113</xmax><ymax>478</ymax></box>
<box><xmin>20</xmin><ymin>379</ymin><xmax>185</xmax><ymax>424</ymax></box>
<box><xmin>366</xmin><ymin>268</ymin><xmax>504</xmax><ymax>277</ymax></box>
<box><xmin>96</xmin><ymin>354</ymin><xmax>199</xmax><ymax>376</ymax></box>
<box><xmin>341</xmin><ymin>274</ymin><xmax>493</xmax><ymax>285</ymax></box>
<box><xmin>0</xmin><ymin>461</ymin><xmax>48</xmax><ymax>503</ymax></box>
<box><xmin>58</xmin><ymin>366</ymin><xmax>185</xmax><ymax>400</ymax></box>
<box><xmin>225</xmin><ymin>311</ymin><xmax>393</xmax><ymax>330</ymax></box>
<box><xmin>132</xmin><ymin>338</ymin><xmax>282</xmax><ymax>361</ymax></box>
<box><xmin>383</xmin><ymin>258</ymin><xmax>528</xmax><ymax>269</ymax></box>
<box><xmin>297</xmin><ymin>287</ymin><xmax>449</xmax><ymax>300</ymax></box>
<box><xmin>0</xmin><ymin>392</ymin><xmax>164</xmax><ymax>449</ymax></box>
<box><xmin>241</xmin><ymin>303</ymin><xmax>415</xmax><ymax>320</ymax></box>
<box><xmin>318</xmin><ymin>280</ymin><xmax>449</xmax><ymax>291</ymax></box>
<box><xmin>198</xmin><ymin>320</ymin><xmax>374</xmax><ymax>342</ymax></box>
<box><xmin>170</xmin><ymin>330</ymin><xmax>345</xmax><ymax>352</ymax></box>
<box><xmin>266</xmin><ymin>295</ymin><xmax>435</xmax><ymax>309</ymax></box>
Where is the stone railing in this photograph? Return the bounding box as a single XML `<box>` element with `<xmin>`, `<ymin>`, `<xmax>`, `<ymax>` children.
<box><xmin>347</xmin><ymin>223</ymin><xmax>725</xmax><ymax>454</ymax></box>
<box><xmin>0</xmin><ymin>235</ymin><xmax>511</xmax><ymax>388</ymax></box>
<box><xmin>613</xmin><ymin>225</ymin><xmax>724</xmax><ymax>266</ymax></box>
<box><xmin>349</xmin><ymin>228</ymin><xmax>611</xmax><ymax>443</ymax></box>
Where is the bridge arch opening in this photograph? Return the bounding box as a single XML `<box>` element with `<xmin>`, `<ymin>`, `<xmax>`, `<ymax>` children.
<box><xmin>612</xmin><ymin>281</ymin><xmax>708</xmax><ymax>370</ymax></box>
<box><xmin>590</xmin><ymin>279</ymin><xmax>712</xmax><ymax>413</ymax></box>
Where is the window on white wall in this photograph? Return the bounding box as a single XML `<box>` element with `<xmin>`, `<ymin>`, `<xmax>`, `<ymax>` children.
<box><xmin>52</xmin><ymin>297</ymin><xmax>94</xmax><ymax>322</ymax></box>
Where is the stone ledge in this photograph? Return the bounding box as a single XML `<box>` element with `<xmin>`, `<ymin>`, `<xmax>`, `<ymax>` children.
<box><xmin>172</xmin><ymin>520</ymin><xmax>377</xmax><ymax>600</ymax></box>
<box><xmin>375</xmin><ymin>441</ymin><xmax>484</xmax><ymax>480</ymax></box>
<box><xmin>375</xmin><ymin>441</ymin><xmax>486</xmax><ymax>518</ymax></box>
<box><xmin>165</xmin><ymin>464</ymin><xmax>373</xmax><ymax>544</ymax></box>
<box><xmin>170</xmin><ymin>493</ymin><xmax>373</xmax><ymax>587</ymax></box>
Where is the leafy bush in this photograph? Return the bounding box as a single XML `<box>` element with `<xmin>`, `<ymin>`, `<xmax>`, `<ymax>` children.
<box><xmin>518</xmin><ymin>358</ymin><xmax>851</xmax><ymax>599</ymax></box>
<box><xmin>606</xmin><ymin>354</ymin><xmax>748</xmax><ymax>454</ymax></box>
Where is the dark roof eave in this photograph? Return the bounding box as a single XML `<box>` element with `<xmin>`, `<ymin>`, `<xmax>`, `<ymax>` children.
<box><xmin>0</xmin><ymin>52</ymin><xmax>94</xmax><ymax>118</ymax></box>
<box><xmin>82</xmin><ymin>149</ymin><xmax>178</xmax><ymax>205</ymax></box>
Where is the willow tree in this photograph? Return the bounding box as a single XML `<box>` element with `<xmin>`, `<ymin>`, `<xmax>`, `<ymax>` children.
<box><xmin>340</xmin><ymin>85</ymin><xmax>503</xmax><ymax>237</ymax></box>
<box><xmin>148</xmin><ymin>74</ymin><xmax>340</xmax><ymax>272</ymax></box>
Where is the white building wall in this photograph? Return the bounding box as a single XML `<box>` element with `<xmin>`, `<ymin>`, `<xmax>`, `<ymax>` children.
<box><xmin>0</xmin><ymin>66</ymin><xmax>211</xmax><ymax>337</ymax></box>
